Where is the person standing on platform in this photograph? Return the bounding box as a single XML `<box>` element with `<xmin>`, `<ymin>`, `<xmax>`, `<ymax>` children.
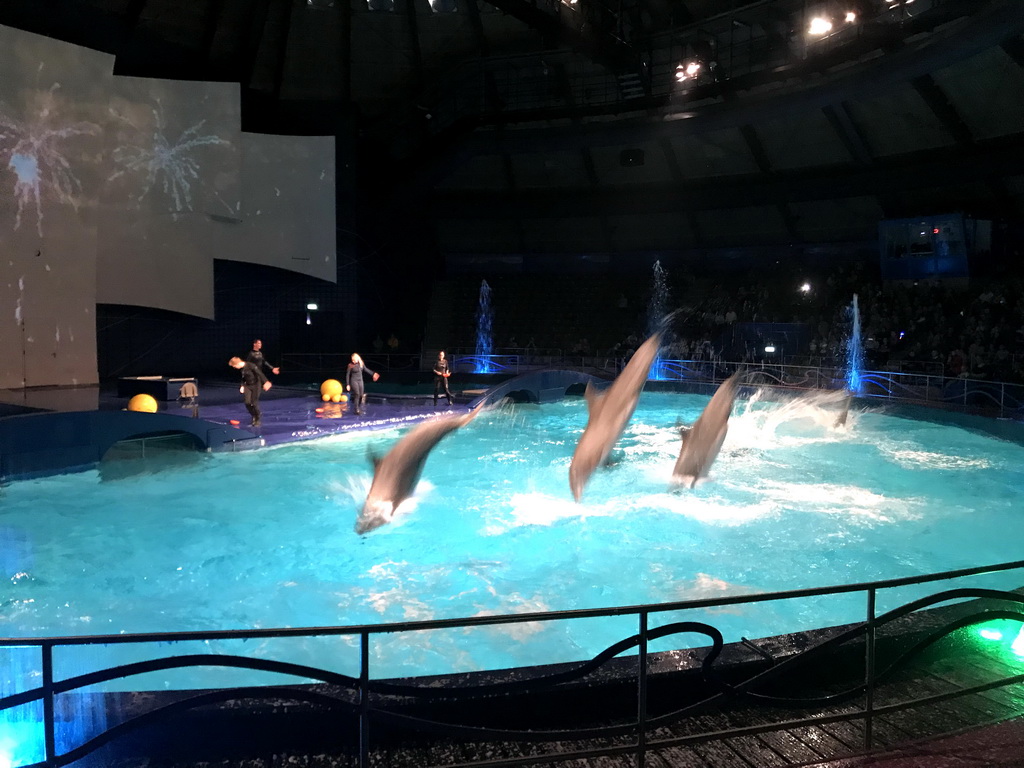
<box><xmin>229</xmin><ymin>356</ymin><xmax>272</xmax><ymax>428</ymax></box>
<box><xmin>346</xmin><ymin>353</ymin><xmax>379</xmax><ymax>416</ymax></box>
<box><xmin>433</xmin><ymin>350</ymin><xmax>453</xmax><ymax>407</ymax></box>
<box><xmin>247</xmin><ymin>339</ymin><xmax>280</xmax><ymax>377</ymax></box>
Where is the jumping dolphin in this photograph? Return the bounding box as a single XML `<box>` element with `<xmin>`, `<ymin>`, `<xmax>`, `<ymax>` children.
<box><xmin>672</xmin><ymin>372</ymin><xmax>740</xmax><ymax>489</ymax></box>
<box><xmin>356</xmin><ymin>403</ymin><xmax>484</xmax><ymax>534</ymax></box>
<box><xmin>569</xmin><ymin>331</ymin><xmax>663</xmax><ymax>502</ymax></box>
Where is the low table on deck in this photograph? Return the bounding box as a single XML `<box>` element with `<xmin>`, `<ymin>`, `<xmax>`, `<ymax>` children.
<box><xmin>117</xmin><ymin>376</ymin><xmax>198</xmax><ymax>401</ymax></box>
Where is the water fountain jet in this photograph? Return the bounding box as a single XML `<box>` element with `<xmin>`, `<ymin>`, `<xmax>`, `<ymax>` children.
<box><xmin>474</xmin><ymin>279</ymin><xmax>494</xmax><ymax>374</ymax></box>
<box><xmin>646</xmin><ymin>261</ymin><xmax>670</xmax><ymax>380</ymax></box>
<box><xmin>845</xmin><ymin>294</ymin><xmax>864</xmax><ymax>396</ymax></box>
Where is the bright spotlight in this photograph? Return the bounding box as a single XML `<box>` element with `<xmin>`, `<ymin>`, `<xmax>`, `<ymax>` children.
<box><xmin>764</xmin><ymin>345</ymin><xmax>776</xmax><ymax>354</ymax></box>
<box><xmin>845</xmin><ymin>11</ymin><xmax>856</xmax><ymax>22</ymax></box>
<box><xmin>808</xmin><ymin>17</ymin><xmax>833</xmax><ymax>35</ymax></box>
<box><xmin>799</xmin><ymin>282</ymin><xmax>811</xmax><ymax>293</ymax></box>
<box><xmin>675</xmin><ymin>60</ymin><xmax>701</xmax><ymax>82</ymax></box>
<box><xmin>306</xmin><ymin>302</ymin><xmax>319</xmax><ymax>311</ymax></box>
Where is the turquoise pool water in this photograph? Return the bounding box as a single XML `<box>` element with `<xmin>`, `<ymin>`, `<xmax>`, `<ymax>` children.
<box><xmin>3</xmin><ymin>390</ymin><xmax>1024</xmax><ymax>683</ymax></box>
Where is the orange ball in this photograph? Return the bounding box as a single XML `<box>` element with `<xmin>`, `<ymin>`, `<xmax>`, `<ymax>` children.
<box><xmin>320</xmin><ymin>378</ymin><xmax>343</xmax><ymax>398</ymax></box>
<box><xmin>331</xmin><ymin>394</ymin><xmax>342</xmax><ymax>403</ymax></box>
<box><xmin>339</xmin><ymin>394</ymin><xmax>348</xmax><ymax>402</ymax></box>
<box><xmin>127</xmin><ymin>394</ymin><xmax>158</xmax><ymax>413</ymax></box>
<box><xmin>322</xmin><ymin>393</ymin><xmax>332</xmax><ymax>402</ymax></box>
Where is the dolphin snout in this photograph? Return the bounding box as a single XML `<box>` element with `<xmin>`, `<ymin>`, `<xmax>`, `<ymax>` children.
<box><xmin>568</xmin><ymin>464</ymin><xmax>587</xmax><ymax>503</ymax></box>
<box><xmin>355</xmin><ymin>500</ymin><xmax>395</xmax><ymax>535</ymax></box>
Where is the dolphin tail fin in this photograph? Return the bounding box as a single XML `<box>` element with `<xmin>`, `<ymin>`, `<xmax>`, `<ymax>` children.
<box><xmin>834</xmin><ymin>392</ymin><xmax>852</xmax><ymax>428</ymax></box>
<box><xmin>649</xmin><ymin>309</ymin><xmax>682</xmax><ymax>340</ymax></box>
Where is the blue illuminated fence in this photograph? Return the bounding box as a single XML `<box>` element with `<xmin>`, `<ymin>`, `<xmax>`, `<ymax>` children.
<box><xmin>451</xmin><ymin>355</ymin><xmax>519</xmax><ymax>375</ymax></box>
<box><xmin>636</xmin><ymin>359</ymin><xmax>1024</xmax><ymax>416</ymax></box>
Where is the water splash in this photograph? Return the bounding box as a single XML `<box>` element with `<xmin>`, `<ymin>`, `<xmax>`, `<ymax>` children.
<box><xmin>474</xmin><ymin>279</ymin><xmax>494</xmax><ymax>374</ymax></box>
<box><xmin>647</xmin><ymin>261</ymin><xmax>670</xmax><ymax>380</ymax></box>
<box><xmin>845</xmin><ymin>294</ymin><xmax>864</xmax><ymax>395</ymax></box>
<box><xmin>732</xmin><ymin>388</ymin><xmax>855</xmax><ymax>448</ymax></box>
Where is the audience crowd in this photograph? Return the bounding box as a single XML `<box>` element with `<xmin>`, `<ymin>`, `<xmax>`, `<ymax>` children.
<box><xmin>497</xmin><ymin>265</ymin><xmax>1024</xmax><ymax>384</ymax></box>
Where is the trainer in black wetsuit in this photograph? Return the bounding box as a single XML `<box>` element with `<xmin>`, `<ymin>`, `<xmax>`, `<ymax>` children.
<box><xmin>246</xmin><ymin>339</ymin><xmax>280</xmax><ymax>376</ymax></box>
<box><xmin>433</xmin><ymin>350</ymin><xmax>453</xmax><ymax>406</ymax></box>
<box><xmin>229</xmin><ymin>357</ymin><xmax>270</xmax><ymax>428</ymax></box>
<box><xmin>346</xmin><ymin>353</ymin><xmax>379</xmax><ymax>416</ymax></box>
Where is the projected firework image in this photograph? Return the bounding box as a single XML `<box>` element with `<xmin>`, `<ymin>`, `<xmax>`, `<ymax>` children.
<box><xmin>0</xmin><ymin>23</ymin><xmax>335</xmax><ymax>389</ymax></box>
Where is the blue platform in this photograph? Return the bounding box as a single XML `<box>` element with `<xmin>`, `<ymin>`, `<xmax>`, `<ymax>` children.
<box><xmin>0</xmin><ymin>369</ymin><xmax>609</xmax><ymax>482</ymax></box>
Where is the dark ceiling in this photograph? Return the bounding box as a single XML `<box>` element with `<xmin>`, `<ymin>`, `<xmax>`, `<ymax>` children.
<box><xmin>0</xmin><ymin>0</ymin><xmax>931</xmax><ymax>138</ymax></box>
<box><xmin>4</xmin><ymin>0</ymin><xmax>1023</xmax><ymax>262</ymax></box>
<box><xmin>0</xmin><ymin>0</ymin><xmax>702</xmax><ymax>133</ymax></box>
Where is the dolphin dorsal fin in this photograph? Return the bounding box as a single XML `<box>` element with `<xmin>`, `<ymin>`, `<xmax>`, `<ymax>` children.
<box><xmin>367</xmin><ymin>446</ymin><xmax>381</xmax><ymax>469</ymax></box>
<box><xmin>583</xmin><ymin>382</ymin><xmax>606</xmax><ymax>415</ymax></box>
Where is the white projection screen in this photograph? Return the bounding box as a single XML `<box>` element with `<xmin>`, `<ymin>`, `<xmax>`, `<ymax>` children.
<box><xmin>95</xmin><ymin>77</ymin><xmax>242</xmax><ymax>319</ymax></box>
<box><xmin>211</xmin><ymin>131</ymin><xmax>336</xmax><ymax>282</ymax></box>
<box><xmin>0</xmin><ymin>26</ymin><xmax>112</xmax><ymax>388</ymax></box>
<box><xmin>0</xmin><ymin>23</ymin><xmax>337</xmax><ymax>388</ymax></box>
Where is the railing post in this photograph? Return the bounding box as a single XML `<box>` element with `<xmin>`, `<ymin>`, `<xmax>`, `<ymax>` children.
<box><xmin>359</xmin><ymin>631</ymin><xmax>370</xmax><ymax>768</ymax></box>
<box><xmin>864</xmin><ymin>588</ymin><xmax>876</xmax><ymax>751</ymax></box>
<box><xmin>42</xmin><ymin>642</ymin><xmax>55</xmax><ymax>766</ymax></box>
<box><xmin>637</xmin><ymin>611</ymin><xmax>648</xmax><ymax>768</ymax></box>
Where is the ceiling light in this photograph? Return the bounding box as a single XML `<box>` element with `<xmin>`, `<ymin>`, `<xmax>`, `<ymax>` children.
<box><xmin>675</xmin><ymin>61</ymin><xmax>701</xmax><ymax>82</ymax></box>
<box><xmin>808</xmin><ymin>17</ymin><xmax>833</xmax><ymax>35</ymax></box>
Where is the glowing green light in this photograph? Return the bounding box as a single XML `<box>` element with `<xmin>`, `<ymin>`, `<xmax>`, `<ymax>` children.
<box><xmin>979</xmin><ymin>628</ymin><xmax>1003</xmax><ymax>641</ymax></box>
<box><xmin>1012</xmin><ymin>626</ymin><xmax>1024</xmax><ymax>657</ymax></box>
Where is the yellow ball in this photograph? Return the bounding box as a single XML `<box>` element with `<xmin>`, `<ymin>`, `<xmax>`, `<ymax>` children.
<box><xmin>127</xmin><ymin>394</ymin><xmax>158</xmax><ymax>413</ymax></box>
<box><xmin>322</xmin><ymin>393</ymin><xmax>332</xmax><ymax>402</ymax></box>
<box><xmin>339</xmin><ymin>394</ymin><xmax>348</xmax><ymax>403</ymax></box>
<box><xmin>331</xmin><ymin>394</ymin><xmax>342</xmax><ymax>403</ymax></box>
<box><xmin>320</xmin><ymin>379</ymin><xmax>342</xmax><ymax>398</ymax></box>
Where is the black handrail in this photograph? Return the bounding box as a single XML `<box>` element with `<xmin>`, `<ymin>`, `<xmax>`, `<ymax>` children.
<box><xmin>4</xmin><ymin>559</ymin><xmax>1024</xmax><ymax>768</ymax></box>
<box><xmin>5</xmin><ymin>557</ymin><xmax>1022</xmax><ymax>648</ymax></box>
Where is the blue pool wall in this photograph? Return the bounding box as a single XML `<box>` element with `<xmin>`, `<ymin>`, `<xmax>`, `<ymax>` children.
<box><xmin>3</xmin><ymin>370</ymin><xmax>1024</xmax><ymax>483</ymax></box>
<box><xmin>0</xmin><ymin>410</ymin><xmax>259</xmax><ymax>483</ymax></box>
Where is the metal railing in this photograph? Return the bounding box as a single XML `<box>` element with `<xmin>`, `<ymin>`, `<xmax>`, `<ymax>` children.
<box><xmin>3</xmin><ymin>560</ymin><xmax>1024</xmax><ymax>767</ymax></box>
<box><xmin>643</xmin><ymin>358</ymin><xmax>1024</xmax><ymax>416</ymax></box>
<box><xmin>278</xmin><ymin>351</ymin><xmax>1024</xmax><ymax>415</ymax></box>
<box><xmin>279</xmin><ymin>352</ymin><xmax>425</xmax><ymax>375</ymax></box>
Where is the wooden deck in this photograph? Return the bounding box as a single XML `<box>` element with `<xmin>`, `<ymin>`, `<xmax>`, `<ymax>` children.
<box><xmin>91</xmin><ymin>624</ymin><xmax>1024</xmax><ymax>768</ymax></box>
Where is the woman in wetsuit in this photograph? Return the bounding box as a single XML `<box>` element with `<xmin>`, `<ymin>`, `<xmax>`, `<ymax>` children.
<box><xmin>433</xmin><ymin>350</ymin><xmax>453</xmax><ymax>406</ymax></box>
<box><xmin>346</xmin><ymin>353</ymin><xmax>379</xmax><ymax>415</ymax></box>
